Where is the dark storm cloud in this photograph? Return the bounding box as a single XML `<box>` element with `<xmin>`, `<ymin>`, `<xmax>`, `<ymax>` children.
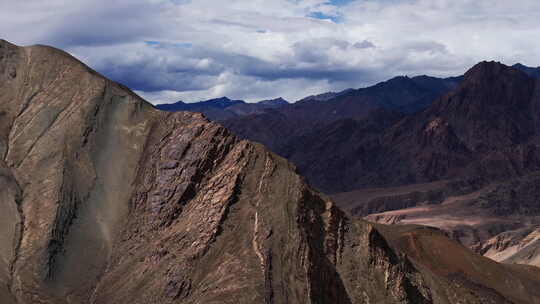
<box><xmin>92</xmin><ymin>39</ymin><xmax>383</xmax><ymax>97</ymax></box>
<box><xmin>236</xmin><ymin>56</ymin><xmax>378</xmax><ymax>83</ymax></box>
<box><xmin>45</xmin><ymin>2</ymin><xmax>166</xmax><ymax>48</ymax></box>
<box><xmin>93</xmin><ymin>45</ymin><xmax>226</xmax><ymax>92</ymax></box>
<box><xmin>2</xmin><ymin>0</ymin><xmax>539</xmax><ymax>103</ymax></box>
<box><xmin>354</xmin><ymin>40</ymin><xmax>375</xmax><ymax>49</ymax></box>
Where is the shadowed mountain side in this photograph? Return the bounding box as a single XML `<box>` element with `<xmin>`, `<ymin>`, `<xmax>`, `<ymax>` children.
<box><xmin>0</xmin><ymin>40</ymin><xmax>539</xmax><ymax>303</ymax></box>
<box><xmin>298</xmin><ymin>61</ymin><xmax>540</xmax><ymax>267</ymax></box>
<box><xmin>156</xmin><ymin>97</ymin><xmax>289</xmax><ymax>121</ymax></box>
<box><xmin>153</xmin><ymin>70</ymin><xmax>462</xmax><ymax>194</ymax></box>
<box><xmin>220</xmin><ymin>76</ymin><xmax>461</xmax><ymax>193</ymax></box>
<box><xmin>307</xmin><ymin>62</ymin><xmax>540</xmax><ymax>192</ymax></box>
<box><xmin>514</xmin><ymin>63</ymin><xmax>540</xmax><ymax>79</ymax></box>
<box><xmin>155</xmin><ymin>63</ymin><xmax>540</xmax><ymax>195</ymax></box>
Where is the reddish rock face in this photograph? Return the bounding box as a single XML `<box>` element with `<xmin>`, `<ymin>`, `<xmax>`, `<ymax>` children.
<box><xmin>0</xmin><ymin>40</ymin><xmax>539</xmax><ymax>304</ymax></box>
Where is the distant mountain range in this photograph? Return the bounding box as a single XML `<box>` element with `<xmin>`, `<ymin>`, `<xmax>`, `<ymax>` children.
<box><xmin>156</xmin><ymin>64</ymin><xmax>539</xmax><ymax>123</ymax></box>
<box><xmin>155</xmin><ymin>96</ymin><xmax>245</xmax><ymax>111</ymax></box>
<box><xmin>296</xmin><ymin>88</ymin><xmax>355</xmax><ymax>103</ymax></box>
<box><xmin>155</xmin><ymin>73</ymin><xmax>464</xmax><ymax>122</ymax></box>
<box><xmin>155</xmin><ymin>96</ymin><xmax>289</xmax><ymax>120</ymax></box>
<box><xmin>220</xmin><ymin>74</ymin><xmax>465</xmax><ymax>192</ymax></box>
<box><xmin>513</xmin><ymin>63</ymin><xmax>540</xmax><ymax>78</ymax></box>
<box><xmin>154</xmin><ymin>61</ymin><xmax>540</xmax><ymax>268</ymax></box>
<box><xmin>157</xmin><ymin>63</ymin><xmax>540</xmax><ymax>194</ymax></box>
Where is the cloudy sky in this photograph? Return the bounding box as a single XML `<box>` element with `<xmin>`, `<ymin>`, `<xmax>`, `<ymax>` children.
<box><xmin>1</xmin><ymin>0</ymin><xmax>539</xmax><ymax>104</ymax></box>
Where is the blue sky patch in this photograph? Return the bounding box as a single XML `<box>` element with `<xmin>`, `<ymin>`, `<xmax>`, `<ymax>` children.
<box><xmin>326</xmin><ymin>0</ymin><xmax>354</xmax><ymax>6</ymax></box>
<box><xmin>308</xmin><ymin>11</ymin><xmax>340</xmax><ymax>23</ymax></box>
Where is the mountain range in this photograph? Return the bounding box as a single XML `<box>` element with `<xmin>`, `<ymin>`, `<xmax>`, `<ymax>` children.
<box><xmin>155</xmin><ymin>60</ymin><xmax>540</xmax><ymax>269</ymax></box>
<box><xmin>155</xmin><ymin>96</ymin><xmax>289</xmax><ymax>120</ymax></box>
<box><xmin>231</xmin><ymin>62</ymin><xmax>540</xmax><ymax>267</ymax></box>
<box><xmin>1</xmin><ymin>39</ymin><xmax>540</xmax><ymax>303</ymax></box>
<box><xmin>220</xmin><ymin>74</ymin><xmax>464</xmax><ymax>192</ymax></box>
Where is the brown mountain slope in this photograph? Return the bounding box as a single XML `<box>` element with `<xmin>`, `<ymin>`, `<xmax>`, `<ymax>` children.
<box><xmin>330</xmin><ymin>62</ymin><xmax>540</xmax><ymax>267</ymax></box>
<box><xmin>333</xmin><ymin>172</ymin><xmax>540</xmax><ymax>267</ymax></box>
<box><xmin>1</xmin><ymin>40</ymin><xmax>540</xmax><ymax>303</ymax></box>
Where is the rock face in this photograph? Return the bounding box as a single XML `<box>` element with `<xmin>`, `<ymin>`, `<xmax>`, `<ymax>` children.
<box><xmin>1</xmin><ymin>40</ymin><xmax>540</xmax><ymax>303</ymax></box>
<box><xmin>480</xmin><ymin>227</ymin><xmax>540</xmax><ymax>267</ymax></box>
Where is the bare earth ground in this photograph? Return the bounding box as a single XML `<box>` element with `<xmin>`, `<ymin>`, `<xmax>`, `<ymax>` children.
<box><xmin>333</xmin><ymin>182</ymin><xmax>540</xmax><ymax>267</ymax></box>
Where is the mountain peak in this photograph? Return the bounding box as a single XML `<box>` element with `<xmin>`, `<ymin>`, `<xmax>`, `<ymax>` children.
<box><xmin>203</xmin><ymin>96</ymin><xmax>245</xmax><ymax>107</ymax></box>
<box><xmin>423</xmin><ymin>60</ymin><xmax>538</xmax><ymax>153</ymax></box>
<box><xmin>0</xmin><ymin>39</ymin><xmax>21</xmax><ymax>50</ymax></box>
<box><xmin>376</xmin><ymin>75</ymin><xmax>414</xmax><ymax>88</ymax></box>
<box><xmin>210</xmin><ymin>96</ymin><xmax>231</xmax><ymax>102</ymax></box>
<box><xmin>257</xmin><ymin>97</ymin><xmax>289</xmax><ymax>106</ymax></box>
<box><xmin>512</xmin><ymin>63</ymin><xmax>540</xmax><ymax>78</ymax></box>
<box><xmin>154</xmin><ymin>100</ymin><xmax>187</xmax><ymax>111</ymax></box>
<box><xmin>465</xmin><ymin>60</ymin><xmax>505</xmax><ymax>74</ymax></box>
<box><xmin>461</xmin><ymin>61</ymin><xmax>532</xmax><ymax>89</ymax></box>
<box><xmin>466</xmin><ymin>60</ymin><xmax>523</xmax><ymax>78</ymax></box>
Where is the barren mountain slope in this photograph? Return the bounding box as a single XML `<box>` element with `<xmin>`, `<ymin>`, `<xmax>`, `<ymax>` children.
<box><xmin>0</xmin><ymin>40</ymin><xmax>539</xmax><ymax>304</ymax></box>
<box><xmin>337</xmin><ymin>173</ymin><xmax>540</xmax><ymax>267</ymax></box>
<box><xmin>329</xmin><ymin>62</ymin><xmax>540</xmax><ymax>267</ymax></box>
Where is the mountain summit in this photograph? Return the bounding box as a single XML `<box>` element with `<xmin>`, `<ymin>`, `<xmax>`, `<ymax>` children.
<box><xmin>257</xmin><ymin>97</ymin><xmax>289</xmax><ymax>106</ymax></box>
<box><xmin>513</xmin><ymin>62</ymin><xmax>540</xmax><ymax>78</ymax></box>
<box><xmin>155</xmin><ymin>96</ymin><xmax>290</xmax><ymax>120</ymax></box>
<box><xmin>155</xmin><ymin>96</ymin><xmax>245</xmax><ymax>111</ymax></box>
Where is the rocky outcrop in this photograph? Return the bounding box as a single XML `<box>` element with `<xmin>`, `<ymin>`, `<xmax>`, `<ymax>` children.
<box><xmin>480</xmin><ymin>227</ymin><xmax>540</xmax><ymax>267</ymax></box>
<box><xmin>1</xmin><ymin>40</ymin><xmax>539</xmax><ymax>303</ymax></box>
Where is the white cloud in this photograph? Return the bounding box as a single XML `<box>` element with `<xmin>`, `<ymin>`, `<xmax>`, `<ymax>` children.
<box><xmin>1</xmin><ymin>0</ymin><xmax>539</xmax><ymax>104</ymax></box>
